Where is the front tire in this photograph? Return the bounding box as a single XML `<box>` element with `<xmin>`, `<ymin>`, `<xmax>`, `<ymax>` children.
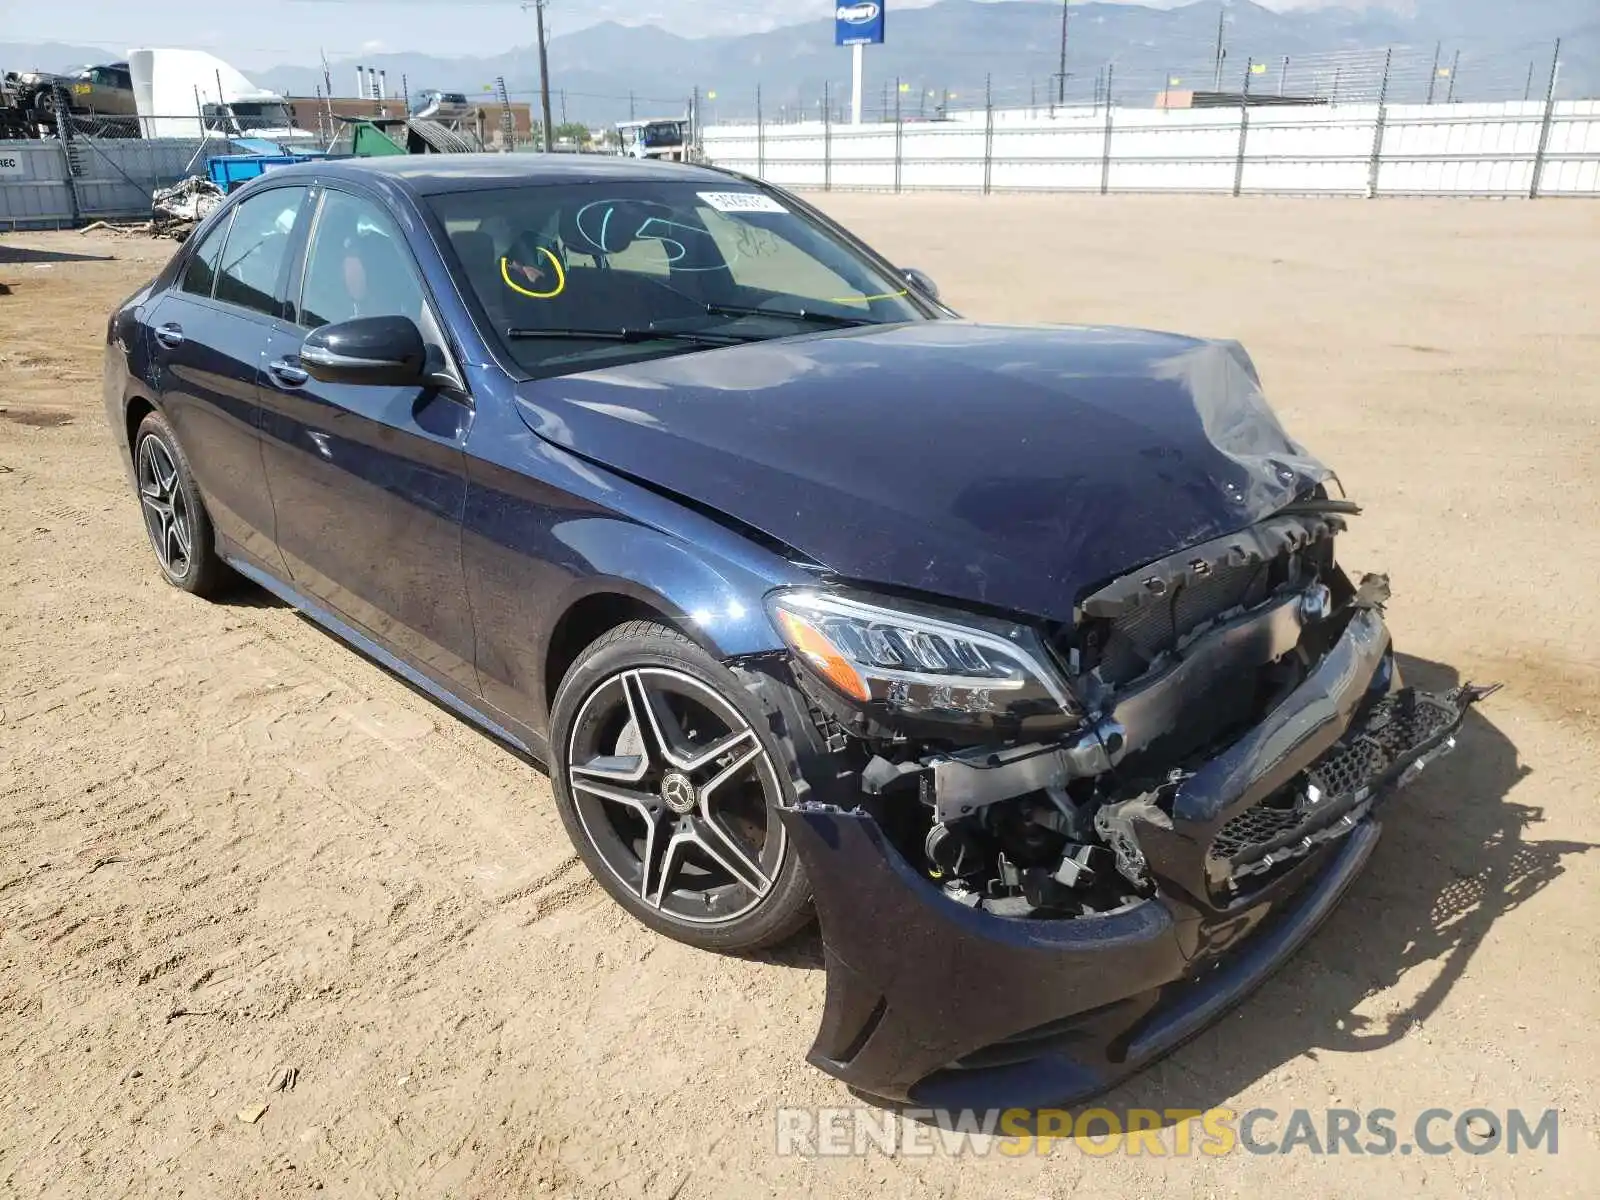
<box><xmin>549</xmin><ymin>620</ymin><xmax>813</xmax><ymax>953</ymax></box>
<box><xmin>133</xmin><ymin>410</ymin><xmax>227</xmax><ymax>597</ymax></box>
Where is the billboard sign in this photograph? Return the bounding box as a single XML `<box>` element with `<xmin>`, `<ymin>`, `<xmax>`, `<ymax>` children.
<box><xmin>835</xmin><ymin>2</ymin><xmax>885</xmax><ymax>47</ymax></box>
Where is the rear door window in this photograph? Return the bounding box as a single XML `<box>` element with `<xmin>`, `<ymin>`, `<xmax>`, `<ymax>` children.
<box><xmin>214</xmin><ymin>186</ymin><xmax>308</xmax><ymax>318</ymax></box>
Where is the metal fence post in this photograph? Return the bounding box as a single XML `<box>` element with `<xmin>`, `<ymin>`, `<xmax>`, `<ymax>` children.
<box><xmin>823</xmin><ymin>81</ymin><xmax>832</xmax><ymax>191</ymax></box>
<box><xmin>983</xmin><ymin>73</ymin><xmax>994</xmax><ymax>195</ymax></box>
<box><xmin>51</xmin><ymin>84</ymin><xmax>82</xmax><ymax>226</ymax></box>
<box><xmin>1233</xmin><ymin>60</ymin><xmax>1253</xmax><ymax>197</ymax></box>
<box><xmin>1530</xmin><ymin>38</ymin><xmax>1562</xmax><ymax>199</ymax></box>
<box><xmin>894</xmin><ymin>77</ymin><xmax>903</xmax><ymax>194</ymax></box>
<box><xmin>756</xmin><ymin>85</ymin><xmax>765</xmax><ymax>179</ymax></box>
<box><xmin>1367</xmin><ymin>48</ymin><xmax>1392</xmax><ymax>199</ymax></box>
<box><xmin>1100</xmin><ymin>64</ymin><xmax>1115</xmax><ymax>195</ymax></box>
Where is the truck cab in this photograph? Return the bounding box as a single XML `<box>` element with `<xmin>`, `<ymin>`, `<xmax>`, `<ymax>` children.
<box><xmin>614</xmin><ymin>118</ymin><xmax>688</xmax><ymax>162</ymax></box>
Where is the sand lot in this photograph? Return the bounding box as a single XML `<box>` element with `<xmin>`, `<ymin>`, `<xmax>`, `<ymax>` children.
<box><xmin>2</xmin><ymin>193</ymin><xmax>1598</xmax><ymax>1198</ymax></box>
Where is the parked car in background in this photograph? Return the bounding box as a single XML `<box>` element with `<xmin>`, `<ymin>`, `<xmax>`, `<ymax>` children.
<box><xmin>410</xmin><ymin>89</ymin><xmax>472</xmax><ymax>123</ymax></box>
<box><xmin>73</xmin><ymin>61</ymin><xmax>137</xmax><ymax>117</ymax></box>
<box><xmin>0</xmin><ymin>61</ymin><xmax>134</xmax><ymax>137</ymax></box>
<box><xmin>102</xmin><ymin>154</ymin><xmax>1490</xmax><ymax>1108</ymax></box>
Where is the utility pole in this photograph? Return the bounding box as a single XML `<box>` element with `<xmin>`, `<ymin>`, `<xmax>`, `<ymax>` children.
<box><xmin>1446</xmin><ymin>48</ymin><xmax>1460</xmax><ymax>103</ymax></box>
<box><xmin>1057</xmin><ymin>0</ymin><xmax>1069</xmax><ymax>104</ymax></box>
<box><xmin>1212</xmin><ymin>3</ymin><xmax>1227</xmax><ymax>91</ymax></box>
<box><xmin>560</xmin><ymin>88</ymin><xmax>567</xmax><ymax>124</ymax></box>
<box><xmin>522</xmin><ymin>0</ymin><xmax>554</xmax><ymax>152</ymax></box>
<box><xmin>1427</xmin><ymin>41</ymin><xmax>1441</xmax><ymax>103</ymax></box>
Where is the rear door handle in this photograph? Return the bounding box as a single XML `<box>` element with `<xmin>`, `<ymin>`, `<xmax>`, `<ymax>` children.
<box><xmin>154</xmin><ymin>323</ymin><xmax>184</xmax><ymax>349</ymax></box>
<box><xmin>268</xmin><ymin>359</ymin><xmax>309</xmax><ymax>387</ymax></box>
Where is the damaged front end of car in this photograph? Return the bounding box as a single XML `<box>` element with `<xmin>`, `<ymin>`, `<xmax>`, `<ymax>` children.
<box><xmin>755</xmin><ymin>501</ymin><xmax>1494</xmax><ymax>1108</ymax></box>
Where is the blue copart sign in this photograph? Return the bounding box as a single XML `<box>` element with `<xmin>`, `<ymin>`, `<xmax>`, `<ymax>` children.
<box><xmin>835</xmin><ymin>1</ymin><xmax>885</xmax><ymax>47</ymax></box>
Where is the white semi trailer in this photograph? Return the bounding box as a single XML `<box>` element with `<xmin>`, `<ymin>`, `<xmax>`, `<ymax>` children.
<box><xmin>129</xmin><ymin>48</ymin><xmax>315</xmax><ymax>142</ymax></box>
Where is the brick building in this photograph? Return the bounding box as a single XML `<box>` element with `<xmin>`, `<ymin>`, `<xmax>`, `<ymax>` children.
<box><xmin>285</xmin><ymin>95</ymin><xmax>536</xmax><ymax>144</ymax></box>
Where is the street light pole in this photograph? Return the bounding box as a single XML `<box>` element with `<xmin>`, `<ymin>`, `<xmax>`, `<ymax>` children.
<box><xmin>1212</xmin><ymin>3</ymin><xmax>1227</xmax><ymax>91</ymax></box>
<box><xmin>1057</xmin><ymin>0</ymin><xmax>1069</xmax><ymax>104</ymax></box>
<box><xmin>522</xmin><ymin>0</ymin><xmax>554</xmax><ymax>151</ymax></box>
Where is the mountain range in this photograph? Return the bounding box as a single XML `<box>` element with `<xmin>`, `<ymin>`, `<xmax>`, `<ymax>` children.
<box><xmin>4</xmin><ymin>0</ymin><xmax>1594</xmax><ymax>125</ymax></box>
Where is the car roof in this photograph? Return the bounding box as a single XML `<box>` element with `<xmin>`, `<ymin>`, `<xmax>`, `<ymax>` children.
<box><xmin>265</xmin><ymin>153</ymin><xmax>739</xmax><ymax>197</ymax></box>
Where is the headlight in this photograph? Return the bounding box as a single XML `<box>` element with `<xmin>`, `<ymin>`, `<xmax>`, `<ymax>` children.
<box><xmin>766</xmin><ymin>589</ymin><xmax>1077</xmax><ymax>720</ymax></box>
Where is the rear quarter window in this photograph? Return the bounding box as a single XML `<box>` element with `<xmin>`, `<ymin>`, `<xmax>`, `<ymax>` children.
<box><xmin>179</xmin><ymin>211</ymin><xmax>232</xmax><ymax>298</ymax></box>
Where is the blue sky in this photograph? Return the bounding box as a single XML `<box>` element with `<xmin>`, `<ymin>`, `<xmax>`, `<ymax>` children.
<box><xmin>4</xmin><ymin>0</ymin><xmax>1343</xmax><ymax>70</ymax></box>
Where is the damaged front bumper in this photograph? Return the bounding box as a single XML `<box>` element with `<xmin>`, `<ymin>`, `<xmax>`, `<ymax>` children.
<box><xmin>780</xmin><ymin>608</ymin><xmax>1488</xmax><ymax>1108</ymax></box>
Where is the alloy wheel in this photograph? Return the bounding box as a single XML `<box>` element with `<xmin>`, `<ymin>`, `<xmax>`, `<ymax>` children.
<box><xmin>566</xmin><ymin>667</ymin><xmax>786</xmax><ymax>926</ymax></box>
<box><xmin>136</xmin><ymin>433</ymin><xmax>192</xmax><ymax>577</ymax></box>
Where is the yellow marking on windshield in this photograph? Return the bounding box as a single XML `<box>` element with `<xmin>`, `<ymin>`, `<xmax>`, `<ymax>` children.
<box><xmin>500</xmin><ymin>248</ymin><xmax>567</xmax><ymax>299</ymax></box>
<box><xmin>828</xmin><ymin>288</ymin><xmax>909</xmax><ymax>304</ymax></box>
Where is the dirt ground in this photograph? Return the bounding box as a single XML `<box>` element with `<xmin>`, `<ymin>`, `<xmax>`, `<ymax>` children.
<box><xmin>2</xmin><ymin>194</ymin><xmax>1598</xmax><ymax>1199</ymax></box>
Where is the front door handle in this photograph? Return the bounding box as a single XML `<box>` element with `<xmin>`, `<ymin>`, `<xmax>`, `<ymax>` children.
<box><xmin>154</xmin><ymin>323</ymin><xmax>184</xmax><ymax>349</ymax></box>
<box><xmin>268</xmin><ymin>359</ymin><xmax>309</xmax><ymax>387</ymax></box>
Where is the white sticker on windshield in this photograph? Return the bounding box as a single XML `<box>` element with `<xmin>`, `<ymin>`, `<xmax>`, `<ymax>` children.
<box><xmin>697</xmin><ymin>191</ymin><xmax>788</xmax><ymax>214</ymax></box>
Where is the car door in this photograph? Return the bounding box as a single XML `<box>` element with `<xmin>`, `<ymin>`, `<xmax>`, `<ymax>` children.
<box><xmin>83</xmin><ymin>65</ymin><xmax>135</xmax><ymax>117</ymax></box>
<box><xmin>144</xmin><ymin>184</ymin><xmax>309</xmax><ymax>570</ymax></box>
<box><xmin>257</xmin><ymin>184</ymin><xmax>480</xmax><ymax>697</ymax></box>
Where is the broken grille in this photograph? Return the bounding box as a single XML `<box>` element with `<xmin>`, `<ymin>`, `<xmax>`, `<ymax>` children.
<box><xmin>1208</xmin><ymin>689</ymin><xmax>1461</xmax><ymax>867</ymax></box>
<box><xmin>1210</xmin><ymin>799</ymin><xmax>1304</xmax><ymax>860</ymax></box>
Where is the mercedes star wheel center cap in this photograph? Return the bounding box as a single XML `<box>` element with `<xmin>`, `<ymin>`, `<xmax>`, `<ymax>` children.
<box><xmin>661</xmin><ymin>772</ymin><xmax>697</xmax><ymax>815</ymax></box>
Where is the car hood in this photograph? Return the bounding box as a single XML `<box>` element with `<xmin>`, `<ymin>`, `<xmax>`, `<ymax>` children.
<box><xmin>513</xmin><ymin>322</ymin><xmax>1331</xmax><ymax>625</ymax></box>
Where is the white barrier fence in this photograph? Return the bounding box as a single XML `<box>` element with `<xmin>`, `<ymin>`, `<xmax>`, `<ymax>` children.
<box><xmin>0</xmin><ymin>138</ymin><xmax>210</xmax><ymax>229</ymax></box>
<box><xmin>702</xmin><ymin>99</ymin><xmax>1600</xmax><ymax>198</ymax></box>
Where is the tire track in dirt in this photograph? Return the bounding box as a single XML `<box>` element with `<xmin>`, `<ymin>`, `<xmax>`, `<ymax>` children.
<box><xmin>5</xmin><ymin>213</ymin><xmax>1600</xmax><ymax>1198</ymax></box>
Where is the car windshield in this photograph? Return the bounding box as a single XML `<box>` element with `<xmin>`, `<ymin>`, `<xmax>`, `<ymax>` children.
<box><xmin>641</xmin><ymin>123</ymin><xmax>682</xmax><ymax>147</ymax></box>
<box><xmin>428</xmin><ymin>181</ymin><xmax>931</xmax><ymax>377</ymax></box>
<box><xmin>230</xmin><ymin>102</ymin><xmax>293</xmax><ymax>127</ymax></box>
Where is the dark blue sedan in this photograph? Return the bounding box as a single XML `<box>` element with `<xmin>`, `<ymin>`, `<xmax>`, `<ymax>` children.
<box><xmin>104</xmin><ymin>154</ymin><xmax>1487</xmax><ymax>1107</ymax></box>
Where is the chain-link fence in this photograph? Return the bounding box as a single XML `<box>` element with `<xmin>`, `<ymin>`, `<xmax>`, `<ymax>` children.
<box><xmin>0</xmin><ymin>95</ymin><xmax>335</xmax><ymax>229</ymax></box>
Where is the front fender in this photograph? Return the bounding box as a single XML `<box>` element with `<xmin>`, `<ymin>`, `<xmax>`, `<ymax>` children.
<box><xmin>462</xmin><ymin>424</ymin><xmax>813</xmax><ymax>740</ymax></box>
<box><xmin>541</xmin><ymin>517</ymin><xmax>786</xmax><ymax>660</ymax></box>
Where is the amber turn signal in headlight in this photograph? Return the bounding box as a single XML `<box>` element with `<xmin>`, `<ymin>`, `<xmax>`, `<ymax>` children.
<box><xmin>773</xmin><ymin>606</ymin><xmax>871</xmax><ymax>702</ymax></box>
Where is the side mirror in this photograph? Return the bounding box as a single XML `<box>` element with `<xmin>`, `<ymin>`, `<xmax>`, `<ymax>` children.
<box><xmin>300</xmin><ymin>315</ymin><xmax>427</xmax><ymax>387</ymax></box>
<box><xmin>901</xmin><ymin>267</ymin><xmax>939</xmax><ymax>301</ymax></box>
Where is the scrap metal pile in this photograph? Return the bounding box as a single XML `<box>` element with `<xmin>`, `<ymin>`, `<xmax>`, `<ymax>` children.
<box><xmin>150</xmin><ymin>176</ymin><xmax>224</xmax><ymax>240</ymax></box>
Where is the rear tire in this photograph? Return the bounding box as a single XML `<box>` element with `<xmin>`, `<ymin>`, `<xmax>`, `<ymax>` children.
<box><xmin>132</xmin><ymin>410</ymin><xmax>228</xmax><ymax>598</ymax></box>
<box><xmin>549</xmin><ymin>620</ymin><xmax>813</xmax><ymax>953</ymax></box>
